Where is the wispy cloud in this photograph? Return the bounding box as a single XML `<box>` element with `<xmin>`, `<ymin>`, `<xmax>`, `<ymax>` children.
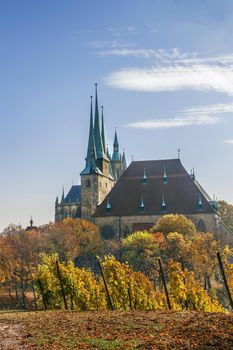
<box><xmin>224</xmin><ymin>139</ymin><xmax>233</xmax><ymax>144</ymax></box>
<box><xmin>126</xmin><ymin>115</ymin><xmax>220</xmax><ymax>129</ymax></box>
<box><xmin>107</xmin><ymin>26</ymin><xmax>137</xmax><ymax>34</ymax></box>
<box><xmin>103</xmin><ymin>49</ymin><xmax>233</xmax><ymax>96</ymax></box>
<box><xmin>89</xmin><ymin>40</ymin><xmax>136</xmax><ymax>49</ymax></box>
<box><xmin>126</xmin><ymin>102</ymin><xmax>233</xmax><ymax>129</ymax></box>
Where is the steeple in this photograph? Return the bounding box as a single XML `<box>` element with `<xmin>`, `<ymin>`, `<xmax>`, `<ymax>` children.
<box><xmin>30</xmin><ymin>216</ymin><xmax>33</xmax><ymax>228</ymax></box>
<box><xmin>61</xmin><ymin>186</ymin><xmax>65</xmax><ymax>202</ymax></box>
<box><xmin>122</xmin><ymin>149</ymin><xmax>127</xmax><ymax>169</ymax></box>
<box><xmin>101</xmin><ymin>105</ymin><xmax>106</xmax><ymax>153</ymax></box>
<box><xmin>112</xmin><ymin>130</ymin><xmax>120</xmax><ymax>161</ymax></box>
<box><xmin>94</xmin><ymin>84</ymin><xmax>106</xmax><ymax>160</ymax></box>
<box><xmin>81</xmin><ymin>96</ymin><xmax>98</xmax><ymax>175</ymax></box>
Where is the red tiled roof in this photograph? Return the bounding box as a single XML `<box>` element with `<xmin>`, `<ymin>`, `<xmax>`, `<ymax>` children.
<box><xmin>94</xmin><ymin>159</ymin><xmax>215</xmax><ymax>217</ymax></box>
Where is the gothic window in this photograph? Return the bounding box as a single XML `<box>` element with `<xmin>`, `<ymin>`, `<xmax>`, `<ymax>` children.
<box><xmin>197</xmin><ymin>219</ymin><xmax>206</xmax><ymax>232</ymax></box>
<box><xmin>86</xmin><ymin>179</ymin><xmax>91</xmax><ymax>188</ymax></box>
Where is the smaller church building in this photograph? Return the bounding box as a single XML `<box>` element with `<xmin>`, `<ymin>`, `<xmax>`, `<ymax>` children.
<box><xmin>55</xmin><ymin>85</ymin><xmax>233</xmax><ymax>245</ymax></box>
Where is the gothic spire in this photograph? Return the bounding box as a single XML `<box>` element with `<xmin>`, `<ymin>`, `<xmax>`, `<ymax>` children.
<box><xmin>61</xmin><ymin>186</ymin><xmax>65</xmax><ymax>202</ymax></box>
<box><xmin>101</xmin><ymin>105</ymin><xmax>106</xmax><ymax>153</ymax></box>
<box><xmin>94</xmin><ymin>84</ymin><xmax>105</xmax><ymax>159</ymax></box>
<box><xmin>112</xmin><ymin>130</ymin><xmax>120</xmax><ymax>161</ymax></box>
<box><xmin>122</xmin><ymin>149</ymin><xmax>127</xmax><ymax>169</ymax></box>
<box><xmin>80</xmin><ymin>96</ymin><xmax>98</xmax><ymax>175</ymax></box>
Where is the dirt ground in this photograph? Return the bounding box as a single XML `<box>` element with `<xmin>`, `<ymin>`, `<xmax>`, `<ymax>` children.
<box><xmin>0</xmin><ymin>310</ymin><xmax>233</xmax><ymax>350</ymax></box>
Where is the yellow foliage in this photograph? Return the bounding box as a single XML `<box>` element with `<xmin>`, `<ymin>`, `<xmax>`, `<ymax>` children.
<box><xmin>168</xmin><ymin>261</ymin><xmax>225</xmax><ymax>312</ymax></box>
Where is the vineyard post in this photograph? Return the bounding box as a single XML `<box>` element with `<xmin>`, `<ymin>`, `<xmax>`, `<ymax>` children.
<box><xmin>217</xmin><ymin>252</ymin><xmax>233</xmax><ymax>310</ymax></box>
<box><xmin>56</xmin><ymin>260</ymin><xmax>68</xmax><ymax>310</ymax></box>
<box><xmin>128</xmin><ymin>285</ymin><xmax>133</xmax><ymax>310</ymax></box>
<box><xmin>97</xmin><ymin>259</ymin><xmax>114</xmax><ymax>310</ymax></box>
<box><xmin>158</xmin><ymin>258</ymin><xmax>172</xmax><ymax>310</ymax></box>
<box><xmin>37</xmin><ymin>279</ymin><xmax>47</xmax><ymax>310</ymax></box>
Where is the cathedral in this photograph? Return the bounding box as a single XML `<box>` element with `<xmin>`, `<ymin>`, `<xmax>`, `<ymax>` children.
<box><xmin>55</xmin><ymin>85</ymin><xmax>233</xmax><ymax>245</ymax></box>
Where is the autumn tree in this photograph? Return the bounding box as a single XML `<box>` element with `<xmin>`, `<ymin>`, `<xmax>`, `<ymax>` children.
<box><xmin>0</xmin><ymin>226</ymin><xmax>44</xmax><ymax>308</ymax></box>
<box><xmin>153</xmin><ymin>214</ymin><xmax>196</xmax><ymax>237</ymax></box>
<box><xmin>39</xmin><ymin>218</ymin><xmax>102</xmax><ymax>265</ymax></box>
<box><xmin>218</xmin><ymin>200</ymin><xmax>233</xmax><ymax>234</ymax></box>
<box><xmin>121</xmin><ymin>231</ymin><xmax>165</xmax><ymax>278</ymax></box>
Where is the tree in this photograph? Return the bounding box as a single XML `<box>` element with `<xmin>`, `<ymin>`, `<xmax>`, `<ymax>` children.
<box><xmin>153</xmin><ymin>214</ymin><xmax>196</xmax><ymax>237</ymax></box>
<box><xmin>121</xmin><ymin>231</ymin><xmax>165</xmax><ymax>278</ymax></box>
<box><xmin>218</xmin><ymin>200</ymin><xmax>233</xmax><ymax>234</ymax></box>
<box><xmin>40</xmin><ymin>218</ymin><xmax>102</xmax><ymax>264</ymax></box>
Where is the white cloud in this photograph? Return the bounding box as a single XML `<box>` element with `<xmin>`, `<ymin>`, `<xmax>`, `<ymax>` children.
<box><xmin>224</xmin><ymin>139</ymin><xmax>233</xmax><ymax>144</ymax></box>
<box><xmin>126</xmin><ymin>102</ymin><xmax>233</xmax><ymax>130</ymax></box>
<box><xmin>126</xmin><ymin>114</ymin><xmax>220</xmax><ymax>129</ymax></box>
<box><xmin>182</xmin><ymin>103</ymin><xmax>233</xmax><ymax>115</ymax></box>
<box><xmin>105</xmin><ymin>64</ymin><xmax>233</xmax><ymax>95</ymax></box>
<box><xmin>102</xmin><ymin>49</ymin><xmax>233</xmax><ymax>96</ymax></box>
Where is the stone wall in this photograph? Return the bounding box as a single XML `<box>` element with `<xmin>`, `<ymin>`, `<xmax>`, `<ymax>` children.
<box><xmin>94</xmin><ymin>213</ymin><xmax>233</xmax><ymax>246</ymax></box>
<box><xmin>81</xmin><ymin>173</ymin><xmax>115</xmax><ymax>221</ymax></box>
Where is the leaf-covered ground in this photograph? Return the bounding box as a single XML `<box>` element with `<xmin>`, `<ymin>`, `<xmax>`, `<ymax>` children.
<box><xmin>0</xmin><ymin>310</ymin><xmax>233</xmax><ymax>349</ymax></box>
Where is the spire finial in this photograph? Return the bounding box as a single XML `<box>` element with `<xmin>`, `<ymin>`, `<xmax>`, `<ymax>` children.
<box><xmin>30</xmin><ymin>216</ymin><xmax>33</xmax><ymax>228</ymax></box>
<box><xmin>94</xmin><ymin>83</ymin><xmax>106</xmax><ymax>159</ymax></box>
<box><xmin>178</xmin><ymin>148</ymin><xmax>180</xmax><ymax>159</ymax></box>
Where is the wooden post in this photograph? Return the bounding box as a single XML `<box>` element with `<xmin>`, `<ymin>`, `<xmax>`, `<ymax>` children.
<box><xmin>128</xmin><ymin>285</ymin><xmax>133</xmax><ymax>310</ymax></box>
<box><xmin>217</xmin><ymin>252</ymin><xmax>233</xmax><ymax>310</ymax></box>
<box><xmin>158</xmin><ymin>258</ymin><xmax>172</xmax><ymax>310</ymax></box>
<box><xmin>97</xmin><ymin>259</ymin><xmax>114</xmax><ymax>310</ymax></box>
<box><xmin>56</xmin><ymin>260</ymin><xmax>68</xmax><ymax>310</ymax></box>
<box><xmin>37</xmin><ymin>279</ymin><xmax>47</xmax><ymax>310</ymax></box>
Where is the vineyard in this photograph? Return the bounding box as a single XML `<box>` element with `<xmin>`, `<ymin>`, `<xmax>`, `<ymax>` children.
<box><xmin>0</xmin><ymin>216</ymin><xmax>233</xmax><ymax>313</ymax></box>
<box><xmin>0</xmin><ymin>216</ymin><xmax>233</xmax><ymax>349</ymax></box>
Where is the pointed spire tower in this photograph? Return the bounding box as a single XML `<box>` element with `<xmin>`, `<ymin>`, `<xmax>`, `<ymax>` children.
<box><xmin>81</xmin><ymin>96</ymin><xmax>99</xmax><ymax>175</ymax></box>
<box><xmin>122</xmin><ymin>149</ymin><xmax>127</xmax><ymax>170</ymax></box>
<box><xmin>80</xmin><ymin>85</ymin><xmax>114</xmax><ymax>221</ymax></box>
<box><xmin>111</xmin><ymin>130</ymin><xmax>127</xmax><ymax>180</ymax></box>
<box><xmin>94</xmin><ymin>84</ymin><xmax>107</xmax><ymax>160</ymax></box>
<box><xmin>101</xmin><ymin>105</ymin><xmax>106</xmax><ymax>154</ymax></box>
<box><xmin>112</xmin><ymin>130</ymin><xmax>120</xmax><ymax>161</ymax></box>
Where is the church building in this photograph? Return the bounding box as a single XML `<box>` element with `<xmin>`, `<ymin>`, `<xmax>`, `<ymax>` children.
<box><xmin>55</xmin><ymin>85</ymin><xmax>233</xmax><ymax>245</ymax></box>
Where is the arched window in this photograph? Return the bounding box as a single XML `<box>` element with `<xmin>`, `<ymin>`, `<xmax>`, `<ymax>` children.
<box><xmin>197</xmin><ymin>219</ymin><xmax>206</xmax><ymax>232</ymax></box>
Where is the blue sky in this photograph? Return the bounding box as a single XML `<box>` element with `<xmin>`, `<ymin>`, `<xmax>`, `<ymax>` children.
<box><xmin>1</xmin><ymin>0</ymin><xmax>233</xmax><ymax>230</ymax></box>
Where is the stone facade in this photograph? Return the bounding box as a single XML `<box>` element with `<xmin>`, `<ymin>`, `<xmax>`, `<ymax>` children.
<box><xmin>81</xmin><ymin>172</ymin><xmax>115</xmax><ymax>221</ymax></box>
<box><xmin>94</xmin><ymin>213</ymin><xmax>233</xmax><ymax>245</ymax></box>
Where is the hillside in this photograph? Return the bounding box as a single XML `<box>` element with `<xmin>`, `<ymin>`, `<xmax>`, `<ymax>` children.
<box><xmin>0</xmin><ymin>310</ymin><xmax>233</xmax><ymax>350</ymax></box>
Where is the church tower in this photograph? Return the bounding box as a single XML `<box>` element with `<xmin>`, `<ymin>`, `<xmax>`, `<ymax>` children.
<box><xmin>80</xmin><ymin>85</ymin><xmax>115</xmax><ymax>221</ymax></box>
<box><xmin>111</xmin><ymin>130</ymin><xmax>127</xmax><ymax>181</ymax></box>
